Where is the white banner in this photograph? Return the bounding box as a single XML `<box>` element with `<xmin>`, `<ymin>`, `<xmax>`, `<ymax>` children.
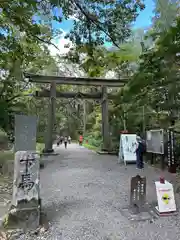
<box><xmin>118</xmin><ymin>134</ymin><xmax>137</xmax><ymax>164</ymax></box>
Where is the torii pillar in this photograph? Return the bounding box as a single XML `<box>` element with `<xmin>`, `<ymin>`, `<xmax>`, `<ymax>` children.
<box><xmin>44</xmin><ymin>81</ymin><xmax>56</xmax><ymax>153</ymax></box>
<box><xmin>101</xmin><ymin>86</ymin><xmax>111</xmax><ymax>151</ymax></box>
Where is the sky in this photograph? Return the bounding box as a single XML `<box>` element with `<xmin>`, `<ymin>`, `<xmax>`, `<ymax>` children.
<box><xmin>134</xmin><ymin>0</ymin><xmax>155</xmax><ymax>29</ymax></box>
<box><xmin>49</xmin><ymin>0</ymin><xmax>155</xmax><ymax>56</ymax></box>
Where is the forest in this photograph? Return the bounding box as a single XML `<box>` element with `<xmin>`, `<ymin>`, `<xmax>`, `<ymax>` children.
<box><xmin>0</xmin><ymin>0</ymin><xmax>180</xmax><ymax>152</ymax></box>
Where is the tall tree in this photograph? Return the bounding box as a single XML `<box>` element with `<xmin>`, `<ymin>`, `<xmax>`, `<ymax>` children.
<box><xmin>152</xmin><ymin>0</ymin><xmax>179</xmax><ymax>33</ymax></box>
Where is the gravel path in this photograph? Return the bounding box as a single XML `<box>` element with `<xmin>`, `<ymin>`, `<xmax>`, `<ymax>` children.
<box><xmin>22</xmin><ymin>144</ymin><xmax>180</xmax><ymax>239</ymax></box>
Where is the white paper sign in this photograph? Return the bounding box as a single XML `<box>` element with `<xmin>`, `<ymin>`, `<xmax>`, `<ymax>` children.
<box><xmin>118</xmin><ymin>134</ymin><xmax>137</xmax><ymax>164</ymax></box>
<box><xmin>155</xmin><ymin>181</ymin><xmax>176</xmax><ymax>213</ymax></box>
<box><xmin>147</xmin><ymin>131</ymin><xmax>151</xmax><ymax>140</ymax></box>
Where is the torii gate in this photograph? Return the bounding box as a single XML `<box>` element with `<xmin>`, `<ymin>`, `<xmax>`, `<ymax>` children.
<box><xmin>24</xmin><ymin>73</ymin><xmax>127</xmax><ymax>152</ymax></box>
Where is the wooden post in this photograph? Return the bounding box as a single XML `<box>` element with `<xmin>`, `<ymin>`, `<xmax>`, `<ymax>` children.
<box><xmin>44</xmin><ymin>82</ymin><xmax>56</xmax><ymax>153</ymax></box>
<box><xmin>83</xmin><ymin>100</ymin><xmax>86</xmax><ymax>136</ymax></box>
<box><xmin>123</xmin><ymin>110</ymin><xmax>126</xmax><ymax>130</ymax></box>
<box><xmin>161</xmin><ymin>154</ymin><xmax>165</xmax><ymax>171</ymax></box>
<box><xmin>101</xmin><ymin>86</ymin><xmax>110</xmax><ymax>151</ymax></box>
<box><xmin>150</xmin><ymin>153</ymin><xmax>154</xmax><ymax>165</ymax></box>
<box><xmin>142</xmin><ymin>106</ymin><xmax>145</xmax><ymax>135</ymax></box>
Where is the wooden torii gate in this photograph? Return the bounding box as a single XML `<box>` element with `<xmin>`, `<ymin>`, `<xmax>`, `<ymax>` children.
<box><xmin>24</xmin><ymin>73</ymin><xmax>127</xmax><ymax>153</ymax></box>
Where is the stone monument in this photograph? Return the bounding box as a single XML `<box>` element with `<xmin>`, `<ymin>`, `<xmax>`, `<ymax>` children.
<box><xmin>4</xmin><ymin>151</ymin><xmax>40</xmax><ymax>230</ymax></box>
<box><xmin>130</xmin><ymin>175</ymin><xmax>146</xmax><ymax>211</ymax></box>
<box><xmin>120</xmin><ymin>175</ymin><xmax>156</xmax><ymax>221</ymax></box>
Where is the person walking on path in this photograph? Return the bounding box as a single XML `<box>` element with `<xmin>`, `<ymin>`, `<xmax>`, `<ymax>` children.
<box><xmin>135</xmin><ymin>135</ymin><xmax>145</xmax><ymax>169</ymax></box>
<box><xmin>68</xmin><ymin>136</ymin><xmax>71</xmax><ymax>144</ymax></box>
<box><xmin>64</xmin><ymin>136</ymin><xmax>68</xmax><ymax>149</ymax></box>
<box><xmin>79</xmin><ymin>135</ymin><xmax>83</xmax><ymax>146</ymax></box>
<box><xmin>60</xmin><ymin>136</ymin><xmax>64</xmax><ymax>144</ymax></box>
<box><xmin>57</xmin><ymin>135</ymin><xmax>61</xmax><ymax>146</ymax></box>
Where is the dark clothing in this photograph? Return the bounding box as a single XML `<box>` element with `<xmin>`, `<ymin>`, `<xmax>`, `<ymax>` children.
<box><xmin>57</xmin><ymin>136</ymin><xmax>61</xmax><ymax>146</ymax></box>
<box><xmin>64</xmin><ymin>137</ymin><xmax>68</xmax><ymax>148</ymax></box>
<box><xmin>136</xmin><ymin>141</ymin><xmax>144</xmax><ymax>169</ymax></box>
<box><xmin>136</xmin><ymin>150</ymin><xmax>144</xmax><ymax>169</ymax></box>
<box><xmin>60</xmin><ymin>136</ymin><xmax>64</xmax><ymax>144</ymax></box>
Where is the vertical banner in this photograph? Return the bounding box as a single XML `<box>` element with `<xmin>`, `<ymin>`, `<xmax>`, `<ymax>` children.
<box><xmin>167</xmin><ymin>129</ymin><xmax>176</xmax><ymax>173</ymax></box>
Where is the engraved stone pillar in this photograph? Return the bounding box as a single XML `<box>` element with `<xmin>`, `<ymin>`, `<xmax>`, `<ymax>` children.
<box><xmin>6</xmin><ymin>151</ymin><xmax>40</xmax><ymax>230</ymax></box>
<box><xmin>130</xmin><ymin>175</ymin><xmax>146</xmax><ymax>211</ymax></box>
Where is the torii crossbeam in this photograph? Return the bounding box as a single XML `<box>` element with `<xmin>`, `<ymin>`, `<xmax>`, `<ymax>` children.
<box><xmin>24</xmin><ymin>73</ymin><xmax>128</xmax><ymax>86</ymax></box>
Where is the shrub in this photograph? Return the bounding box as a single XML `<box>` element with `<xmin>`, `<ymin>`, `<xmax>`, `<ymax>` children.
<box><xmin>84</xmin><ymin>131</ymin><xmax>102</xmax><ymax>147</ymax></box>
<box><xmin>0</xmin><ymin>129</ymin><xmax>9</xmax><ymax>150</ymax></box>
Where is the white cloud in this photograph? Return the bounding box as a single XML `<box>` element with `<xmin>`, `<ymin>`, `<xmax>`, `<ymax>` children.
<box><xmin>68</xmin><ymin>15</ymin><xmax>79</xmax><ymax>22</ymax></box>
<box><xmin>49</xmin><ymin>38</ymin><xmax>73</xmax><ymax>56</ymax></box>
<box><xmin>48</xmin><ymin>29</ymin><xmax>73</xmax><ymax>56</ymax></box>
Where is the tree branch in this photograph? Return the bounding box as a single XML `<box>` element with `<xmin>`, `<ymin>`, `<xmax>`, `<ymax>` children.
<box><xmin>2</xmin><ymin>6</ymin><xmax>60</xmax><ymax>51</ymax></box>
<box><xmin>6</xmin><ymin>94</ymin><xmax>22</xmax><ymax>103</ymax></box>
<box><xmin>71</xmin><ymin>0</ymin><xmax>120</xmax><ymax>49</ymax></box>
<box><xmin>0</xmin><ymin>59</ymin><xmax>19</xmax><ymax>96</ymax></box>
<box><xmin>6</xmin><ymin>79</ymin><xmax>29</xmax><ymax>103</ymax></box>
<box><xmin>30</xmin><ymin>34</ymin><xmax>60</xmax><ymax>51</ymax></box>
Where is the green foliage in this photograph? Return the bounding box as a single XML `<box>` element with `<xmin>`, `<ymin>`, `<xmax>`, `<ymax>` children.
<box><xmin>83</xmin><ymin>143</ymin><xmax>99</xmax><ymax>151</ymax></box>
<box><xmin>127</xmin><ymin>16</ymin><xmax>180</xmax><ymax>110</ymax></box>
<box><xmin>36</xmin><ymin>142</ymin><xmax>45</xmax><ymax>153</ymax></box>
<box><xmin>84</xmin><ymin>132</ymin><xmax>102</xmax><ymax>148</ymax></box>
<box><xmin>0</xmin><ymin>151</ymin><xmax>14</xmax><ymax>162</ymax></box>
<box><xmin>0</xmin><ymin>129</ymin><xmax>8</xmax><ymax>146</ymax></box>
<box><xmin>64</xmin><ymin>0</ymin><xmax>145</xmax><ymax>47</ymax></box>
<box><xmin>152</xmin><ymin>0</ymin><xmax>179</xmax><ymax>34</ymax></box>
<box><xmin>0</xmin><ymin>0</ymin><xmax>62</xmax><ymax>133</ymax></box>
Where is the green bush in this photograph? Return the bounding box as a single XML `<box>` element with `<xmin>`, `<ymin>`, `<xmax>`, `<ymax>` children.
<box><xmin>0</xmin><ymin>129</ymin><xmax>9</xmax><ymax>150</ymax></box>
<box><xmin>36</xmin><ymin>136</ymin><xmax>44</xmax><ymax>143</ymax></box>
<box><xmin>0</xmin><ymin>151</ymin><xmax>14</xmax><ymax>165</ymax></box>
<box><xmin>84</xmin><ymin>131</ymin><xmax>102</xmax><ymax>147</ymax></box>
<box><xmin>83</xmin><ymin>143</ymin><xmax>99</xmax><ymax>151</ymax></box>
<box><xmin>0</xmin><ymin>129</ymin><xmax>8</xmax><ymax>144</ymax></box>
<box><xmin>36</xmin><ymin>143</ymin><xmax>45</xmax><ymax>153</ymax></box>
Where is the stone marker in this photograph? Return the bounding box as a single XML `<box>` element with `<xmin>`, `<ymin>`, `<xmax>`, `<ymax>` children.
<box><xmin>14</xmin><ymin>115</ymin><xmax>37</xmax><ymax>152</ymax></box>
<box><xmin>130</xmin><ymin>175</ymin><xmax>146</xmax><ymax>211</ymax></box>
<box><xmin>120</xmin><ymin>175</ymin><xmax>155</xmax><ymax>221</ymax></box>
<box><xmin>4</xmin><ymin>151</ymin><xmax>40</xmax><ymax>230</ymax></box>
